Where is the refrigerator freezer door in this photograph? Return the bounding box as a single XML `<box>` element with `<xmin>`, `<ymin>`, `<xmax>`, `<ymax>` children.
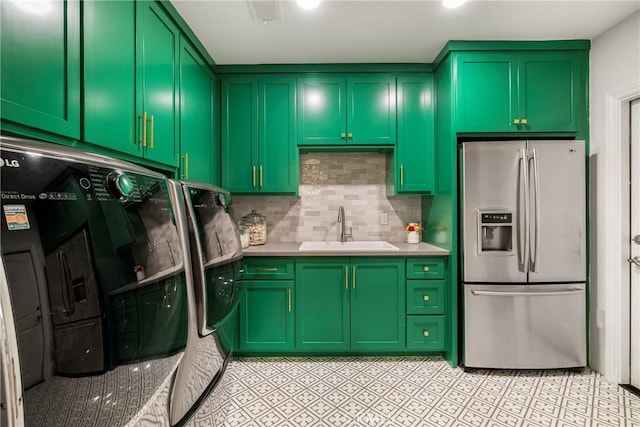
<box><xmin>527</xmin><ymin>140</ymin><xmax>586</xmax><ymax>282</ymax></box>
<box><xmin>463</xmin><ymin>284</ymin><xmax>586</xmax><ymax>369</ymax></box>
<box><xmin>45</xmin><ymin>230</ymin><xmax>101</xmax><ymax>326</ymax></box>
<box><xmin>53</xmin><ymin>318</ymin><xmax>104</xmax><ymax>374</ymax></box>
<box><xmin>462</xmin><ymin>141</ymin><xmax>528</xmax><ymax>283</ymax></box>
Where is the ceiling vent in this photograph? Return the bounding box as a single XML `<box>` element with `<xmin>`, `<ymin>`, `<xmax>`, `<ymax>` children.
<box><xmin>248</xmin><ymin>0</ymin><xmax>282</xmax><ymax>23</ymax></box>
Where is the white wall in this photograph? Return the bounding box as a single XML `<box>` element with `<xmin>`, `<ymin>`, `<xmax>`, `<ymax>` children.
<box><xmin>589</xmin><ymin>10</ymin><xmax>640</xmax><ymax>381</ymax></box>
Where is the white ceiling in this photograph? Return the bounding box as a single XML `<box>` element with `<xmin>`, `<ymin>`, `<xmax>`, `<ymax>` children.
<box><xmin>171</xmin><ymin>0</ymin><xmax>640</xmax><ymax>65</ymax></box>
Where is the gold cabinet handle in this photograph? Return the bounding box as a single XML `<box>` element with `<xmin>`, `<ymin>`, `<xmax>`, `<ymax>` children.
<box><xmin>423</xmin><ymin>330</ymin><xmax>430</xmax><ymax>337</ymax></box>
<box><xmin>256</xmin><ymin>267</ymin><xmax>278</xmax><ymax>271</ymax></box>
<box><xmin>400</xmin><ymin>164</ymin><xmax>404</xmax><ymax>187</ymax></box>
<box><xmin>149</xmin><ymin>114</ymin><xmax>155</xmax><ymax>148</ymax></box>
<box><xmin>181</xmin><ymin>153</ymin><xmax>190</xmax><ymax>179</ymax></box>
<box><xmin>348</xmin><ymin>132</ymin><xmax>353</xmax><ymax>139</ymax></box>
<box><xmin>521</xmin><ymin>118</ymin><xmax>528</xmax><ymax>125</ymax></box>
<box><xmin>423</xmin><ymin>266</ymin><xmax>430</xmax><ymax>272</ymax></box>
<box><xmin>513</xmin><ymin>119</ymin><xmax>520</xmax><ymax>125</ymax></box>
<box><xmin>423</xmin><ymin>295</ymin><xmax>430</xmax><ymax>301</ymax></box>
<box><xmin>288</xmin><ymin>289</ymin><xmax>291</xmax><ymax>312</ymax></box>
<box><xmin>141</xmin><ymin>112</ymin><xmax>148</xmax><ymax>146</ymax></box>
<box><xmin>345</xmin><ymin>266</ymin><xmax>348</xmax><ymax>289</ymax></box>
<box><xmin>252</xmin><ymin>166</ymin><xmax>256</xmax><ymax>187</ymax></box>
<box><xmin>352</xmin><ymin>265</ymin><xmax>356</xmax><ymax>289</ymax></box>
<box><xmin>341</xmin><ymin>132</ymin><xmax>346</xmax><ymax>139</ymax></box>
<box><xmin>259</xmin><ymin>165</ymin><xmax>263</xmax><ymax>187</ymax></box>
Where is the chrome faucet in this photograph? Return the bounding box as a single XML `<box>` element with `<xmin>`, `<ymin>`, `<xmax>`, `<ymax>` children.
<box><xmin>337</xmin><ymin>205</ymin><xmax>353</xmax><ymax>242</ymax></box>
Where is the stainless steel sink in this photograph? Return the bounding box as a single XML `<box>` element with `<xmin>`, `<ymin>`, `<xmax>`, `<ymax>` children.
<box><xmin>298</xmin><ymin>241</ymin><xmax>399</xmax><ymax>251</ymax></box>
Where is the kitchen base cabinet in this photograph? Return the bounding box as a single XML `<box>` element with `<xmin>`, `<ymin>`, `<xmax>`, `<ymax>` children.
<box><xmin>407</xmin><ymin>316</ymin><xmax>445</xmax><ymax>351</ymax></box>
<box><xmin>238</xmin><ymin>257</ymin><xmax>295</xmax><ymax>352</ymax></box>
<box><xmin>295</xmin><ymin>260</ymin><xmax>350</xmax><ymax>351</ymax></box>
<box><xmin>239</xmin><ymin>281</ymin><xmax>294</xmax><ymax>351</ymax></box>
<box><xmin>350</xmin><ymin>260</ymin><xmax>405</xmax><ymax>351</ymax></box>
<box><xmin>295</xmin><ymin>258</ymin><xmax>405</xmax><ymax>352</ymax></box>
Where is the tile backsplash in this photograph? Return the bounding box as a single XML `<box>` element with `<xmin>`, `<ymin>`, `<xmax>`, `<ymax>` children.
<box><xmin>232</xmin><ymin>152</ymin><xmax>422</xmax><ymax>243</ymax></box>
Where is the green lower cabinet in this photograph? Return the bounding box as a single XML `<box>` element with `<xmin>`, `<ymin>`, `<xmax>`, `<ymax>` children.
<box><xmin>295</xmin><ymin>260</ymin><xmax>350</xmax><ymax>350</ymax></box>
<box><xmin>406</xmin><ymin>280</ymin><xmax>445</xmax><ymax>315</ymax></box>
<box><xmin>350</xmin><ymin>260</ymin><xmax>405</xmax><ymax>351</ymax></box>
<box><xmin>239</xmin><ymin>281</ymin><xmax>294</xmax><ymax>351</ymax></box>
<box><xmin>406</xmin><ymin>315</ymin><xmax>445</xmax><ymax>351</ymax></box>
<box><xmin>295</xmin><ymin>258</ymin><xmax>405</xmax><ymax>352</ymax></box>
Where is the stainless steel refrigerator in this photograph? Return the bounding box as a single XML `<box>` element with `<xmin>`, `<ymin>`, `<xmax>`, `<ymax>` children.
<box><xmin>461</xmin><ymin>140</ymin><xmax>586</xmax><ymax>369</ymax></box>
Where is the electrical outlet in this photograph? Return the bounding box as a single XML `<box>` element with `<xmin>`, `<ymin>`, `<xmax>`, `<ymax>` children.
<box><xmin>380</xmin><ymin>212</ymin><xmax>388</xmax><ymax>225</ymax></box>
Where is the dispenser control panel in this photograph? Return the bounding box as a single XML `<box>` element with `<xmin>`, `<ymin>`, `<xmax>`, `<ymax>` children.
<box><xmin>478</xmin><ymin>210</ymin><xmax>514</xmax><ymax>255</ymax></box>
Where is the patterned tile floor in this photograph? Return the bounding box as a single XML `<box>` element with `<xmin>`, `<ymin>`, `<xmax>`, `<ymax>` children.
<box><xmin>216</xmin><ymin>356</ymin><xmax>640</xmax><ymax>427</ymax></box>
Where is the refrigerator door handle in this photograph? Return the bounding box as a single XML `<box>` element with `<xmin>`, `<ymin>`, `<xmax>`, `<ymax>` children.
<box><xmin>529</xmin><ymin>147</ymin><xmax>541</xmax><ymax>272</ymax></box>
<box><xmin>518</xmin><ymin>148</ymin><xmax>529</xmax><ymax>272</ymax></box>
<box><xmin>471</xmin><ymin>289</ymin><xmax>584</xmax><ymax>297</ymax></box>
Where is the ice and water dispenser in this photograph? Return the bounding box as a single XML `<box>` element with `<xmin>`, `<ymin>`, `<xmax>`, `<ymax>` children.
<box><xmin>478</xmin><ymin>211</ymin><xmax>513</xmax><ymax>254</ymax></box>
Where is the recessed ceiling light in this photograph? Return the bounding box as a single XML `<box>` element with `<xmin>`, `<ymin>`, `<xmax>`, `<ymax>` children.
<box><xmin>296</xmin><ymin>0</ymin><xmax>321</xmax><ymax>10</ymax></box>
<box><xmin>442</xmin><ymin>0</ymin><xmax>468</xmax><ymax>9</ymax></box>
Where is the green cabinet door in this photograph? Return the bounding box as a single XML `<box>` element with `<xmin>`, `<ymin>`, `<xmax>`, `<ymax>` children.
<box><xmin>1</xmin><ymin>0</ymin><xmax>80</xmax><ymax>139</ymax></box>
<box><xmin>259</xmin><ymin>77</ymin><xmax>298</xmax><ymax>192</ymax></box>
<box><xmin>221</xmin><ymin>77</ymin><xmax>258</xmax><ymax>193</ymax></box>
<box><xmin>83</xmin><ymin>0</ymin><xmax>137</xmax><ymax>156</ymax></box>
<box><xmin>179</xmin><ymin>38</ymin><xmax>216</xmax><ymax>184</ymax></box>
<box><xmin>347</xmin><ymin>76</ymin><xmax>396</xmax><ymax>145</ymax></box>
<box><xmin>137</xmin><ymin>1</ymin><xmax>179</xmax><ymax>167</ymax></box>
<box><xmin>350</xmin><ymin>259</ymin><xmax>405</xmax><ymax>351</ymax></box>
<box><xmin>297</xmin><ymin>77</ymin><xmax>346</xmax><ymax>145</ymax></box>
<box><xmin>394</xmin><ymin>75</ymin><xmax>435</xmax><ymax>193</ymax></box>
<box><xmin>455</xmin><ymin>53</ymin><xmax>518</xmax><ymax>132</ymax></box>
<box><xmin>295</xmin><ymin>259</ymin><xmax>350</xmax><ymax>351</ymax></box>
<box><xmin>240</xmin><ymin>281</ymin><xmax>294</xmax><ymax>351</ymax></box>
<box><xmin>518</xmin><ymin>52</ymin><xmax>583</xmax><ymax>132</ymax></box>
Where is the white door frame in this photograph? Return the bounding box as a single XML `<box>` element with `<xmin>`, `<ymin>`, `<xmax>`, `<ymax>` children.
<box><xmin>630</xmin><ymin>99</ymin><xmax>640</xmax><ymax>388</ymax></box>
<box><xmin>601</xmin><ymin>86</ymin><xmax>640</xmax><ymax>384</ymax></box>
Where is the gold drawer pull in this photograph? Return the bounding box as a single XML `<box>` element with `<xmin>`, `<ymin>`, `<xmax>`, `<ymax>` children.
<box><xmin>288</xmin><ymin>289</ymin><xmax>291</xmax><ymax>312</ymax></box>
<box><xmin>256</xmin><ymin>267</ymin><xmax>278</xmax><ymax>272</ymax></box>
<box><xmin>340</xmin><ymin>132</ymin><xmax>346</xmax><ymax>139</ymax></box>
<box><xmin>521</xmin><ymin>118</ymin><xmax>528</xmax><ymax>125</ymax></box>
<box><xmin>423</xmin><ymin>295</ymin><xmax>430</xmax><ymax>301</ymax></box>
<box><xmin>423</xmin><ymin>266</ymin><xmax>430</xmax><ymax>272</ymax></box>
<box><xmin>423</xmin><ymin>330</ymin><xmax>430</xmax><ymax>337</ymax></box>
<box><xmin>513</xmin><ymin>119</ymin><xmax>520</xmax><ymax>125</ymax></box>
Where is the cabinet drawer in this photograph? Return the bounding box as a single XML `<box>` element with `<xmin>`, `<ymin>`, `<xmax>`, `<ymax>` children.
<box><xmin>243</xmin><ymin>258</ymin><xmax>294</xmax><ymax>280</ymax></box>
<box><xmin>406</xmin><ymin>315</ymin><xmax>445</xmax><ymax>351</ymax></box>
<box><xmin>407</xmin><ymin>280</ymin><xmax>445</xmax><ymax>315</ymax></box>
<box><xmin>406</xmin><ymin>258</ymin><xmax>446</xmax><ymax>280</ymax></box>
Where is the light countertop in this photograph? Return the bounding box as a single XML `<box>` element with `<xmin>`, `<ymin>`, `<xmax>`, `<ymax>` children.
<box><xmin>241</xmin><ymin>242</ymin><xmax>449</xmax><ymax>257</ymax></box>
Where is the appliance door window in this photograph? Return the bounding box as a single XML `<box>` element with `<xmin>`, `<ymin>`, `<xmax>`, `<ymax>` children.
<box><xmin>462</xmin><ymin>141</ymin><xmax>528</xmax><ymax>283</ymax></box>
<box><xmin>526</xmin><ymin>140</ymin><xmax>586</xmax><ymax>283</ymax></box>
<box><xmin>463</xmin><ymin>283</ymin><xmax>586</xmax><ymax>369</ymax></box>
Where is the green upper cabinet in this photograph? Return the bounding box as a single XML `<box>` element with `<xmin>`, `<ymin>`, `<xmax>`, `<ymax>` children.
<box><xmin>390</xmin><ymin>75</ymin><xmax>435</xmax><ymax>194</ymax></box>
<box><xmin>222</xmin><ymin>76</ymin><xmax>297</xmax><ymax>193</ymax></box>
<box><xmin>83</xmin><ymin>0</ymin><xmax>137</xmax><ymax>156</ymax></box>
<box><xmin>455</xmin><ymin>51</ymin><xmax>585</xmax><ymax>133</ymax></box>
<box><xmin>295</xmin><ymin>258</ymin><xmax>405</xmax><ymax>352</ymax></box>
<box><xmin>0</xmin><ymin>0</ymin><xmax>80</xmax><ymax>140</ymax></box>
<box><xmin>179</xmin><ymin>38</ymin><xmax>217</xmax><ymax>184</ymax></box>
<box><xmin>136</xmin><ymin>1</ymin><xmax>180</xmax><ymax>167</ymax></box>
<box><xmin>297</xmin><ymin>75</ymin><xmax>396</xmax><ymax>145</ymax></box>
